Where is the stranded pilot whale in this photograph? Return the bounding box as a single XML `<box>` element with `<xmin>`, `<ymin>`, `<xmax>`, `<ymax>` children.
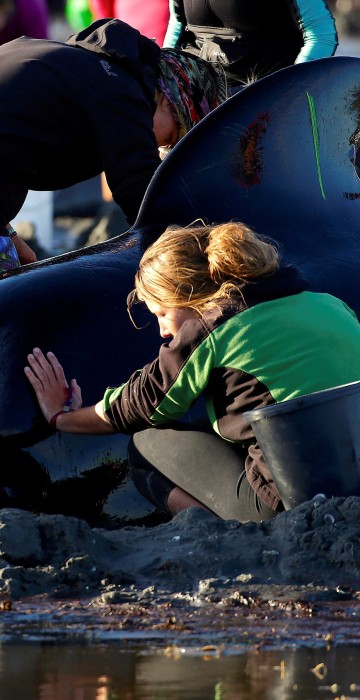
<box><xmin>1</xmin><ymin>56</ymin><xmax>360</xmax><ymax>527</ymax></box>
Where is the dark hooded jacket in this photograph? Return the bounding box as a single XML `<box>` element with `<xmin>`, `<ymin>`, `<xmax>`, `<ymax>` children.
<box><xmin>0</xmin><ymin>19</ymin><xmax>162</xmax><ymax>228</ymax></box>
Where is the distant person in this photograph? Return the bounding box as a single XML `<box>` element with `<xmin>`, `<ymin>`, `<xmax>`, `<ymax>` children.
<box><xmin>0</xmin><ymin>0</ymin><xmax>49</xmax><ymax>44</ymax></box>
<box><xmin>0</xmin><ymin>18</ymin><xmax>226</xmax><ymax>274</ymax></box>
<box><xmin>25</xmin><ymin>222</ymin><xmax>360</xmax><ymax>522</ymax></box>
<box><xmin>164</xmin><ymin>0</ymin><xmax>338</xmax><ymax>89</ymax></box>
<box><xmin>89</xmin><ymin>0</ymin><xmax>169</xmax><ymax>46</ymax></box>
<box><xmin>0</xmin><ymin>0</ymin><xmax>50</xmax><ymax>270</ymax></box>
<box><xmin>88</xmin><ymin>0</ymin><xmax>171</xmax><ymax>233</ymax></box>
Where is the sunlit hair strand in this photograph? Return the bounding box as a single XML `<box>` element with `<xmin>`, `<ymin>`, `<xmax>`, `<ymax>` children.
<box><xmin>127</xmin><ymin>222</ymin><xmax>279</xmax><ymax>318</ymax></box>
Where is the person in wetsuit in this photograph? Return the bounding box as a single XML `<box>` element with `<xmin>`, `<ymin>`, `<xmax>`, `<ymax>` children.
<box><xmin>0</xmin><ymin>18</ymin><xmax>226</xmax><ymax>273</ymax></box>
<box><xmin>164</xmin><ymin>0</ymin><xmax>338</xmax><ymax>88</ymax></box>
<box><xmin>24</xmin><ymin>222</ymin><xmax>360</xmax><ymax>522</ymax></box>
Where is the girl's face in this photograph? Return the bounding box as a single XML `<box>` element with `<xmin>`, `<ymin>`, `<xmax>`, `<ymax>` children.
<box><xmin>145</xmin><ymin>300</ymin><xmax>196</xmax><ymax>339</ymax></box>
<box><xmin>153</xmin><ymin>91</ymin><xmax>178</xmax><ymax>148</ymax></box>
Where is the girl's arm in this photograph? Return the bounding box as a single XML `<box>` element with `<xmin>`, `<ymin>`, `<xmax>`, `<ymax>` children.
<box><xmin>55</xmin><ymin>402</ymin><xmax>115</xmax><ymax>434</ymax></box>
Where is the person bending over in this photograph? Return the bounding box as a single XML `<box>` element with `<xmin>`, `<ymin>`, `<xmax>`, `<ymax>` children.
<box><xmin>0</xmin><ymin>18</ymin><xmax>226</xmax><ymax>274</ymax></box>
<box><xmin>24</xmin><ymin>222</ymin><xmax>360</xmax><ymax>522</ymax></box>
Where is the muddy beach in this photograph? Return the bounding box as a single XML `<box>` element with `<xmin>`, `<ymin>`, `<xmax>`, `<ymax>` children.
<box><xmin>1</xmin><ymin>495</ymin><xmax>360</xmax><ymax>652</ymax></box>
<box><xmin>0</xmin><ymin>505</ymin><xmax>358</xmax><ymax>700</ymax></box>
<box><xmin>3</xmin><ymin>494</ymin><xmax>360</xmax><ymax>599</ymax></box>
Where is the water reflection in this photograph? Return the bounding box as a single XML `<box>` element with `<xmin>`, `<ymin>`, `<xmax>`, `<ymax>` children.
<box><xmin>1</xmin><ymin>644</ymin><xmax>360</xmax><ymax>699</ymax></box>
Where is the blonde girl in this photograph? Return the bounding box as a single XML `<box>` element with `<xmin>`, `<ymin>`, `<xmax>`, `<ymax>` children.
<box><xmin>24</xmin><ymin>222</ymin><xmax>360</xmax><ymax>521</ymax></box>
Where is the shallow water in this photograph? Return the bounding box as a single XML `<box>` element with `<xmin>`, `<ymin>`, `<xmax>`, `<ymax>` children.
<box><xmin>1</xmin><ymin>643</ymin><xmax>360</xmax><ymax>700</ymax></box>
<box><xmin>1</xmin><ymin>588</ymin><xmax>360</xmax><ymax>699</ymax></box>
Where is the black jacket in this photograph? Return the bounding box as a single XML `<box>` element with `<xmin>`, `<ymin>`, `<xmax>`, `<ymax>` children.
<box><xmin>0</xmin><ymin>19</ymin><xmax>162</xmax><ymax>227</ymax></box>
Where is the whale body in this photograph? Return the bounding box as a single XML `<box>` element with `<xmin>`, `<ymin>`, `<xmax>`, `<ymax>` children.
<box><xmin>1</xmin><ymin>56</ymin><xmax>360</xmax><ymax>526</ymax></box>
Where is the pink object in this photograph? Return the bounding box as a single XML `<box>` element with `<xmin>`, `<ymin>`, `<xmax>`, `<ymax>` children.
<box><xmin>89</xmin><ymin>0</ymin><xmax>169</xmax><ymax>45</ymax></box>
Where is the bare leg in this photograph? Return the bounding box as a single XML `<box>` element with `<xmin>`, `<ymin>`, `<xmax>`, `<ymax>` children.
<box><xmin>167</xmin><ymin>486</ymin><xmax>212</xmax><ymax>516</ymax></box>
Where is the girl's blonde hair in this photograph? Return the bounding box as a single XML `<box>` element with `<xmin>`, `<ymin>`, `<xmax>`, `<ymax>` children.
<box><xmin>128</xmin><ymin>222</ymin><xmax>279</xmax><ymax>315</ymax></box>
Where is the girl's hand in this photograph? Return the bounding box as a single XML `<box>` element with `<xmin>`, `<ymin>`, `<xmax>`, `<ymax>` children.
<box><xmin>24</xmin><ymin>348</ymin><xmax>81</xmax><ymax>424</ymax></box>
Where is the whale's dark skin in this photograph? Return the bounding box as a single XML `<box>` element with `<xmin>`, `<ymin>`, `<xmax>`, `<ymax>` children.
<box><xmin>1</xmin><ymin>56</ymin><xmax>360</xmax><ymax>527</ymax></box>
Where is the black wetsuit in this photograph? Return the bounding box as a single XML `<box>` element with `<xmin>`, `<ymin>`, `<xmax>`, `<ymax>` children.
<box><xmin>0</xmin><ymin>19</ymin><xmax>161</xmax><ymax>233</ymax></box>
<box><xmin>164</xmin><ymin>0</ymin><xmax>338</xmax><ymax>84</ymax></box>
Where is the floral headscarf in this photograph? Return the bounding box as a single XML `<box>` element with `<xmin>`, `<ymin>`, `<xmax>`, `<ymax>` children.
<box><xmin>0</xmin><ymin>236</ymin><xmax>19</xmax><ymax>274</ymax></box>
<box><xmin>156</xmin><ymin>49</ymin><xmax>227</xmax><ymax>142</ymax></box>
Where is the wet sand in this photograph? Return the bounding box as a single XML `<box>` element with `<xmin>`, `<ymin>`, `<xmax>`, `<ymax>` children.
<box><xmin>2</xmin><ymin>494</ymin><xmax>360</xmax><ymax>599</ymax></box>
<box><xmin>1</xmin><ymin>495</ymin><xmax>360</xmax><ymax>646</ymax></box>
